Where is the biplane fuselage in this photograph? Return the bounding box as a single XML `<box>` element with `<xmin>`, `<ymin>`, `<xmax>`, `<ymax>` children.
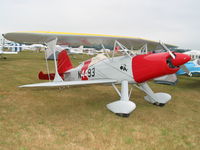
<box><xmin>63</xmin><ymin>52</ymin><xmax>190</xmax><ymax>84</ymax></box>
<box><xmin>65</xmin><ymin>55</ymin><xmax>133</xmax><ymax>83</ymax></box>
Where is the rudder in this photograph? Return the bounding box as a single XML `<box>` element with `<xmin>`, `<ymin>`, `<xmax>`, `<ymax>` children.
<box><xmin>57</xmin><ymin>50</ymin><xmax>73</xmax><ymax>74</ymax></box>
<box><xmin>38</xmin><ymin>50</ymin><xmax>73</xmax><ymax>80</ymax></box>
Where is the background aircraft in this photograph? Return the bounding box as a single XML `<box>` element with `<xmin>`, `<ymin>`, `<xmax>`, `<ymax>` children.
<box><xmin>0</xmin><ymin>46</ymin><xmax>18</xmax><ymax>58</ymax></box>
<box><xmin>183</xmin><ymin>50</ymin><xmax>200</xmax><ymax>60</ymax></box>
<box><xmin>68</xmin><ymin>45</ymin><xmax>84</xmax><ymax>54</ymax></box>
<box><xmin>177</xmin><ymin>59</ymin><xmax>200</xmax><ymax>76</ymax></box>
<box><xmin>0</xmin><ymin>38</ymin><xmax>18</xmax><ymax>59</ymax></box>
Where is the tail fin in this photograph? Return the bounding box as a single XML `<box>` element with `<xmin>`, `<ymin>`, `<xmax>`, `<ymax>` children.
<box><xmin>38</xmin><ymin>50</ymin><xmax>73</xmax><ymax>80</ymax></box>
<box><xmin>57</xmin><ymin>50</ymin><xmax>73</xmax><ymax>74</ymax></box>
<box><xmin>79</xmin><ymin>45</ymin><xmax>84</xmax><ymax>49</ymax></box>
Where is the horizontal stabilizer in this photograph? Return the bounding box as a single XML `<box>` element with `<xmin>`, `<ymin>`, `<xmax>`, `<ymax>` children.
<box><xmin>38</xmin><ymin>71</ymin><xmax>64</xmax><ymax>80</ymax></box>
<box><xmin>19</xmin><ymin>79</ymin><xmax>117</xmax><ymax>88</ymax></box>
<box><xmin>38</xmin><ymin>71</ymin><xmax>54</xmax><ymax>80</ymax></box>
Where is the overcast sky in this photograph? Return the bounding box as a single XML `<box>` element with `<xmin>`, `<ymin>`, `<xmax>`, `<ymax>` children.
<box><xmin>1</xmin><ymin>0</ymin><xmax>200</xmax><ymax>49</ymax></box>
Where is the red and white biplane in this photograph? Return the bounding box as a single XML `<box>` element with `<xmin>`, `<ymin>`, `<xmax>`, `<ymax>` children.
<box><xmin>3</xmin><ymin>31</ymin><xmax>190</xmax><ymax>117</ymax></box>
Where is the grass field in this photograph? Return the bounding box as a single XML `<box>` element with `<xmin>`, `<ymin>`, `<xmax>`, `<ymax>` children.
<box><xmin>0</xmin><ymin>51</ymin><xmax>199</xmax><ymax>150</ymax></box>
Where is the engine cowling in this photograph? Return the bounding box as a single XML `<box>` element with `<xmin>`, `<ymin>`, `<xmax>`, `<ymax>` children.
<box><xmin>132</xmin><ymin>52</ymin><xmax>190</xmax><ymax>83</ymax></box>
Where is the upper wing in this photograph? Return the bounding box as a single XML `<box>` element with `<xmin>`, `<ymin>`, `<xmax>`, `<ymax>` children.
<box><xmin>3</xmin><ymin>31</ymin><xmax>177</xmax><ymax>50</ymax></box>
<box><xmin>19</xmin><ymin>79</ymin><xmax>117</xmax><ymax>88</ymax></box>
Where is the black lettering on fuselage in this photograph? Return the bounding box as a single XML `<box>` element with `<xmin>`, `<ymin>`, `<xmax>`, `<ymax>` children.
<box><xmin>78</xmin><ymin>71</ymin><xmax>81</xmax><ymax>78</ymax></box>
<box><xmin>87</xmin><ymin>68</ymin><xmax>95</xmax><ymax>77</ymax></box>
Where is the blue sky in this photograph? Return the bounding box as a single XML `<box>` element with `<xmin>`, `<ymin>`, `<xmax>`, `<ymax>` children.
<box><xmin>1</xmin><ymin>0</ymin><xmax>200</xmax><ymax>49</ymax></box>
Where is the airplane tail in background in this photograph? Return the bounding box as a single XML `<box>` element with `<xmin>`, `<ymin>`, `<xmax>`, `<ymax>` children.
<box><xmin>79</xmin><ymin>45</ymin><xmax>84</xmax><ymax>49</ymax></box>
<box><xmin>39</xmin><ymin>50</ymin><xmax>73</xmax><ymax>80</ymax></box>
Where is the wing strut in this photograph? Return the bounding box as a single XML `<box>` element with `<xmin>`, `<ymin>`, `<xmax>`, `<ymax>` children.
<box><xmin>46</xmin><ymin>38</ymin><xmax>63</xmax><ymax>82</ymax></box>
<box><xmin>101</xmin><ymin>44</ymin><xmax>110</xmax><ymax>58</ymax></box>
<box><xmin>112</xmin><ymin>41</ymin><xmax>134</xmax><ymax>59</ymax></box>
<box><xmin>139</xmin><ymin>43</ymin><xmax>148</xmax><ymax>54</ymax></box>
<box><xmin>43</xmin><ymin>45</ymin><xmax>51</xmax><ymax>81</ymax></box>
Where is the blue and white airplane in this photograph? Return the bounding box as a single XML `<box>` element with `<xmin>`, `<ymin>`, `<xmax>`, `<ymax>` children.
<box><xmin>177</xmin><ymin>59</ymin><xmax>200</xmax><ymax>76</ymax></box>
<box><xmin>0</xmin><ymin>39</ymin><xmax>18</xmax><ymax>59</ymax></box>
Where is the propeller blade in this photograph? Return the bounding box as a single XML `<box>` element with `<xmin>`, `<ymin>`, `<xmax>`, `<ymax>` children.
<box><xmin>160</xmin><ymin>42</ymin><xmax>176</xmax><ymax>59</ymax></box>
<box><xmin>180</xmin><ymin>65</ymin><xmax>192</xmax><ymax>76</ymax></box>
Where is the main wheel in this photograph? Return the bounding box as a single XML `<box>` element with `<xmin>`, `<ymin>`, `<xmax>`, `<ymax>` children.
<box><xmin>153</xmin><ymin>102</ymin><xmax>165</xmax><ymax>107</ymax></box>
<box><xmin>116</xmin><ymin>113</ymin><xmax>130</xmax><ymax>117</ymax></box>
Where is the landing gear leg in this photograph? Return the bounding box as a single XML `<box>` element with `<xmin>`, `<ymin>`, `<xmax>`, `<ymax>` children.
<box><xmin>137</xmin><ymin>83</ymin><xmax>171</xmax><ymax>106</ymax></box>
<box><xmin>106</xmin><ymin>80</ymin><xmax>136</xmax><ymax>117</ymax></box>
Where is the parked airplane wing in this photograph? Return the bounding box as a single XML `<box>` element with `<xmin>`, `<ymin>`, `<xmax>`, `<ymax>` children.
<box><xmin>0</xmin><ymin>51</ymin><xmax>18</xmax><ymax>54</ymax></box>
<box><xmin>3</xmin><ymin>31</ymin><xmax>177</xmax><ymax>50</ymax></box>
<box><xmin>19</xmin><ymin>79</ymin><xmax>117</xmax><ymax>88</ymax></box>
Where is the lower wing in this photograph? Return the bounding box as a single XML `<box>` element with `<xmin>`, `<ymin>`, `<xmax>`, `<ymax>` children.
<box><xmin>19</xmin><ymin>79</ymin><xmax>117</xmax><ymax>88</ymax></box>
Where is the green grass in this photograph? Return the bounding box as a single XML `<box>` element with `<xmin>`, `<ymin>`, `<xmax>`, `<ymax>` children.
<box><xmin>0</xmin><ymin>51</ymin><xmax>199</xmax><ymax>150</ymax></box>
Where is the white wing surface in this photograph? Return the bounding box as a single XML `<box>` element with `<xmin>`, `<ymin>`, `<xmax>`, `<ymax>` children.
<box><xmin>19</xmin><ymin>79</ymin><xmax>117</xmax><ymax>88</ymax></box>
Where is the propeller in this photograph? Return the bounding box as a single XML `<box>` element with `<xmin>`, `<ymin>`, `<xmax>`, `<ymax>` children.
<box><xmin>159</xmin><ymin>42</ymin><xmax>176</xmax><ymax>59</ymax></box>
<box><xmin>180</xmin><ymin>65</ymin><xmax>192</xmax><ymax>77</ymax></box>
<box><xmin>159</xmin><ymin>41</ymin><xmax>192</xmax><ymax>76</ymax></box>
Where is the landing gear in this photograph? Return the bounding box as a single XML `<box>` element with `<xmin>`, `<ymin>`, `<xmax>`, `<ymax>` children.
<box><xmin>138</xmin><ymin>83</ymin><xmax>171</xmax><ymax>105</ymax></box>
<box><xmin>107</xmin><ymin>82</ymin><xmax>171</xmax><ymax>117</ymax></box>
<box><xmin>106</xmin><ymin>80</ymin><xmax>136</xmax><ymax>117</ymax></box>
<box><xmin>153</xmin><ymin>102</ymin><xmax>165</xmax><ymax>107</ymax></box>
<box><xmin>116</xmin><ymin>113</ymin><xmax>130</xmax><ymax>117</ymax></box>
